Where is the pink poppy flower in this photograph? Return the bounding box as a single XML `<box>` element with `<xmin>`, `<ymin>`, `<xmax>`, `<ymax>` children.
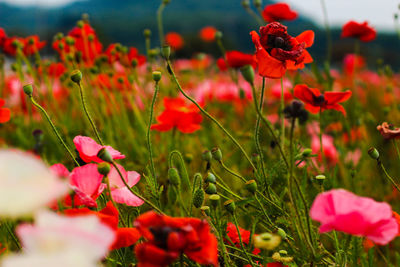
<box><xmin>108</xmin><ymin>164</ymin><xmax>143</xmax><ymax>207</ymax></box>
<box><xmin>73</xmin><ymin>136</ymin><xmax>125</xmax><ymax>163</ymax></box>
<box><xmin>69</xmin><ymin>164</ymin><xmax>106</xmax><ymax>208</ymax></box>
<box><xmin>311</xmin><ymin>134</ymin><xmax>338</xmax><ymax>165</ymax></box>
<box><xmin>310</xmin><ymin>189</ymin><xmax>399</xmax><ymax>245</ymax></box>
<box><xmin>50</xmin><ymin>163</ymin><xmax>70</xmax><ymax>178</ymax></box>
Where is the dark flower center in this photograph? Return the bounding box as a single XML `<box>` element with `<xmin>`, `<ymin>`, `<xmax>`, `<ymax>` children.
<box><xmin>266</xmin><ymin>35</ymin><xmax>292</xmax><ymax>51</ymax></box>
<box><xmin>313</xmin><ymin>94</ymin><xmax>325</xmax><ymax>106</ymax></box>
<box><xmin>150</xmin><ymin>226</ymin><xmax>176</xmax><ymax>249</ymax></box>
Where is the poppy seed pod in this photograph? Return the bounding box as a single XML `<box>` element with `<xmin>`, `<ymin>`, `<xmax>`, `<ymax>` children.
<box><xmin>70</xmin><ymin>70</ymin><xmax>82</xmax><ymax>84</ymax></box>
<box><xmin>77</xmin><ymin>20</ymin><xmax>84</xmax><ymax>28</ymax></box>
<box><xmin>200</xmin><ymin>206</ymin><xmax>210</xmax><ymax>216</ymax></box>
<box><xmin>240</xmin><ymin>65</ymin><xmax>255</xmax><ymax>85</ymax></box>
<box><xmin>224</xmin><ymin>199</ymin><xmax>236</xmax><ymax>214</ymax></box>
<box><xmin>97</xmin><ymin>162</ymin><xmax>111</xmax><ymax>176</ymax></box>
<box><xmin>245</xmin><ymin>180</ymin><xmax>257</xmax><ymax>194</ymax></box>
<box><xmin>143</xmin><ymin>29</ymin><xmax>151</xmax><ymax>38</ymax></box>
<box><xmin>161</xmin><ymin>45</ymin><xmax>171</xmax><ymax>59</ymax></box>
<box><xmin>205</xmin><ymin>183</ymin><xmax>217</xmax><ymax>195</ymax></box>
<box><xmin>211</xmin><ymin>147</ymin><xmax>222</xmax><ymax>161</ymax></box>
<box><xmin>97</xmin><ymin>148</ymin><xmax>113</xmax><ymax>163</ymax></box>
<box><xmin>23</xmin><ymin>84</ymin><xmax>33</xmax><ymax>97</ymax></box>
<box><xmin>193</xmin><ymin>188</ymin><xmax>205</xmax><ymax>208</ymax></box>
<box><xmin>152</xmin><ymin>71</ymin><xmax>162</xmax><ymax>82</ymax></box>
<box><xmin>214</xmin><ymin>31</ymin><xmax>223</xmax><ymax>40</ymax></box>
<box><xmin>205</xmin><ymin>172</ymin><xmax>216</xmax><ymax>184</ymax></box>
<box><xmin>202</xmin><ymin>150</ymin><xmax>212</xmax><ymax>162</ymax></box>
<box><xmin>368</xmin><ymin>147</ymin><xmax>380</xmax><ymax>160</ymax></box>
<box><xmin>254</xmin><ymin>232</ymin><xmax>281</xmax><ymax>250</ymax></box>
<box><xmin>168</xmin><ymin>167</ymin><xmax>180</xmax><ymax>186</ymax></box>
<box><xmin>209</xmin><ymin>194</ymin><xmax>220</xmax><ymax>207</ymax></box>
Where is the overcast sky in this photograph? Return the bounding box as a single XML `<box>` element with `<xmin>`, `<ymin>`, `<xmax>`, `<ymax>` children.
<box><xmin>0</xmin><ymin>0</ymin><xmax>398</xmax><ymax>31</ymax></box>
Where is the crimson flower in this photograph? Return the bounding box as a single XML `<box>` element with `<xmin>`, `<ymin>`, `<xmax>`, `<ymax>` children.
<box><xmin>65</xmin><ymin>201</ymin><xmax>141</xmax><ymax>250</ymax></box>
<box><xmin>151</xmin><ymin>97</ymin><xmax>203</xmax><ymax>133</ymax></box>
<box><xmin>217</xmin><ymin>50</ymin><xmax>256</xmax><ymax>71</ymax></box>
<box><xmin>23</xmin><ymin>35</ymin><xmax>46</xmax><ymax>56</ymax></box>
<box><xmin>294</xmin><ymin>84</ymin><xmax>352</xmax><ymax>115</ymax></box>
<box><xmin>68</xmin><ymin>23</ymin><xmax>103</xmax><ymax>62</ymax></box>
<box><xmin>262</xmin><ymin>3</ymin><xmax>298</xmax><ymax>23</ymax></box>
<box><xmin>0</xmin><ymin>28</ymin><xmax>7</xmax><ymax>47</ymax></box>
<box><xmin>251</xmin><ymin>22</ymin><xmax>314</xmax><ymax>79</ymax></box>
<box><xmin>128</xmin><ymin>47</ymin><xmax>146</xmax><ymax>66</ymax></box>
<box><xmin>48</xmin><ymin>62</ymin><xmax>67</xmax><ymax>77</ymax></box>
<box><xmin>2</xmin><ymin>37</ymin><xmax>25</xmax><ymax>56</ymax></box>
<box><xmin>199</xmin><ymin>26</ymin><xmax>217</xmax><ymax>42</ymax></box>
<box><xmin>134</xmin><ymin>211</ymin><xmax>218</xmax><ymax>267</ymax></box>
<box><xmin>0</xmin><ymin>98</ymin><xmax>10</xmax><ymax>123</ymax></box>
<box><xmin>165</xmin><ymin>32</ymin><xmax>184</xmax><ymax>50</ymax></box>
<box><xmin>341</xmin><ymin>21</ymin><xmax>376</xmax><ymax>42</ymax></box>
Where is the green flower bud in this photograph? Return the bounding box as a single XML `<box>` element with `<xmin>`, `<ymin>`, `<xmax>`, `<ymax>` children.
<box><xmin>152</xmin><ymin>71</ymin><xmax>162</xmax><ymax>82</ymax></box>
<box><xmin>277</xmin><ymin>228</ymin><xmax>287</xmax><ymax>240</ymax></box>
<box><xmin>77</xmin><ymin>20</ymin><xmax>84</xmax><ymax>28</ymax></box>
<box><xmin>143</xmin><ymin>29</ymin><xmax>152</xmax><ymax>38</ymax></box>
<box><xmin>240</xmin><ymin>65</ymin><xmax>255</xmax><ymax>85</ymax></box>
<box><xmin>245</xmin><ymin>179</ymin><xmax>257</xmax><ymax>194</ymax></box>
<box><xmin>70</xmin><ymin>70</ymin><xmax>82</xmax><ymax>84</ymax></box>
<box><xmin>241</xmin><ymin>0</ymin><xmax>250</xmax><ymax>8</ymax></box>
<box><xmin>193</xmin><ymin>188</ymin><xmax>205</xmax><ymax>208</ymax></box>
<box><xmin>97</xmin><ymin>148</ymin><xmax>113</xmax><ymax>163</ymax></box>
<box><xmin>23</xmin><ymin>84</ymin><xmax>33</xmax><ymax>97</ymax></box>
<box><xmin>97</xmin><ymin>162</ymin><xmax>111</xmax><ymax>176</ymax></box>
<box><xmin>131</xmin><ymin>59</ymin><xmax>138</xmax><ymax>68</ymax></box>
<box><xmin>368</xmin><ymin>147</ymin><xmax>380</xmax><ymax>160</ymax></box>
<box><xmin>66</xmin><ymin>36</ymin><xmax>75</xmax><ymax>45</ymax></box>
<box><xmin>184</xmin><ymin>153</ymin><xmax>193</xmax><ymax>164</ymax></box>
<box><xmin>214</xmin><ymin>31</ymin><xmax>223</xmax><ymax>40</ymax></box>
<box><xmin>168</xmin><ymin>167</ymin><xmax>180</xmax><ymax>186</ymax></box>
<box><xmin>211</xmin><ymin>147</ymin><xmax>222</xmax><ymax>161</ymax></box>
<box><xmin>205</xmin><ymin>172</ymin><xmax>216</xmax><ymax>184</ymax></box>
<box><xmin>205</xmin><ymin>183</ymin><xmax>217</xmax><ymax>195</ymax></box>
<box><xmin>168</xmin><ymin>185</ymin><xmax>177</xmax><ymax>204</ymax></box>
<box><xmin>302</xmin><ymin>148</ymin><xmax>313</xmax><ymax>157</ymax></box>
<box><xmin>161</xmin><ymin>45</ymin><xmax>171</xmax><ymax>59</ymax></box>
<box><xmin>200</xmin><ymin>206</ymin><xmax>210</xmax><ymax>216</ymax></box>
<box><xmin>253</xmin><ymin>0</ymin><xmax>261</xmax><ymax>8</ymax></box>
<box><xmin>209</xmin><ymin>194</ymin><xmax>220</xmax><ymax>207</ymax></box>
<box><xmin>202</xmin><ymin>150</ymin><xmax>212</xmax><ymax>162</ymax></box>
<box><xmin>224</xmin><ymin>199</ymin><xmax>236</xmax><ymax>214</ymax></box>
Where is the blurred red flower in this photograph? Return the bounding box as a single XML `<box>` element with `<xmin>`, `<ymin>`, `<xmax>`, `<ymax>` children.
<box><xmin>217</xmin><ymin>50</ymin><xmax>257</xmax><ymax>71</ymax></box>
<box><xmin>294</xmin><ymin>84</ymin><xmax>352</xmax><ymax>115</ymax></box>
<box><xmin>151</xmin><ymin>97</ymin><xmax>203</xmax><ymax>133</ymax></box>
<box><xmin>68</xmin><ymin>23</ymin><xmax>103</xmax><ymax>62</ymax></box>
<box><xmin>48</xmin><ymin>62</ymin><xmax>67</xmax><ymax>77</ymax></box>
<box><xmin>262</xmin><ymin>3</ymin><xmax>298</xmax><ymax>23</ymax></box>
<box><xmin>134</xmin><ymin>211</ymin><xmax>218</xmax><ymax>267</ymax></box>
<box><xmin>341</xmin><ymin>21</ymin><xmax>376</xmax><ymax>42</ymax></box>
<box><xmin>343</xmin><ymin>53</ymin><xmax>365</xmax><ymax>75</ymax></box>
<box><xmin>0</xmin><ymin>28</ymin><xmax>7</xmax><ymax>47</ymax></box>
<box><xmin>199</xmin><ymin>26</ymin><xmax>217</xmax><ymax>42</ymax></box>
<box><xmin>251</xmin><ymin>22</ymin><xmax>314</xmax><ymax>78</ymax></box>
<box><xmin>165</xmin><ymin>32</ymin><xmax>184</xmax><ymax>50</ymax></box>
<box><xmin>23</xmin><ymin>35</ymin><xmax>46</xmax><ymax>56</ymax></box>
<box><xmin>3</xmin><ymin>37</ymin><xmax>25</xmax><ymax>56</ymax></box>
<box><xmin>128</xmin><ymin>47</ymin><xmax>146</xmax><ymax>66</ymax></box>
<box><xmin>0</xmin><ymin>98</ymin><xmax>10</xmax><ymax>123</ymax></box>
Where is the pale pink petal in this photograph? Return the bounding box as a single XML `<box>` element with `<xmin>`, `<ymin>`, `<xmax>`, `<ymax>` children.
<box><xmin>108</xmin><ymin>164</ymin><xmax>128</xmax><ymax>189</ymax></box>
<box><xmin>73</xmin><ymin>136</ymin><xmax>125</xmax><ymax>163</ymax></box>
<box><xmin>111</xmin><ymin>188</ymin><xmax>144</xmax><ymax>207</ymax></box>
<box><xmin>70</xmin><ymin>164</ymin><xmax>103</xmax><ymax>199</ymax></box>
<box><xmin>50</xmin><ymin>164</ymin><xmax>70</xmax><ymax>178</ymax></box>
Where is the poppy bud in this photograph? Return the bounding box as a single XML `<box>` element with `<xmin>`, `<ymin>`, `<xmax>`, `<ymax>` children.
<box><xmin>149</xmin><ymin>49</ymin><xmax>159</xmax><ymax>58</ymax></box>
<box><xmin>97</xmin><ymin>148</ymin><xmax>113</xmax><ymax>163</ymax></box>
<box><xmin>168</xmin><ymin>167</ymin><xmax>180</xmax><ymax>186</ymax></box>
<box><xmin>200</xmin><ymin>206</ymin><xmax>210</xmax><ymax>216</ymax></box>
<box><xmin>143</xmin><ymin>29</ymin><xmax>152</xmax><ymax>38</ymax></box>
<box><xmin>301</xmin><ymin>148</ymin><xmax>313</xmax><ymax>157</ymax></box>
<box><xmin>168</xmin><ymin>186</ymin><xmax>177</xmax><ymax>204</ymax></box>
<box><xmin>245</xmin><ymin>180</ymin><xmax>257</xmax><ymax>194</ymax></box>
<box><xmin>277</xmin><ymin>228</ymin><xmax>287</xmax><ymax>240</ymax></box>
<box><xmin>70</xmin><ymin>70</ymin><xmax>82</xmax><ymax>84</ymax></box>
<box><xmin>253</xmin><ymin>0</ymin><xmax>261</xmax><ymax>8</ymax></box>
<box><xmin>77</xmin><ymin>20</ymin><xmax>84</xmax><ymax>28</ymax></box>
<box><xmin>193</xmin><ymin>188</ymin><xmax>205</xmax><ymax>208</ymax></box>
<box><xmin>254</xmin><ymin>232</ymin><xmax>281</xmax><ymax>250</ymax></box>
<box><xmin>241</xmin><ymin>0</ymin><xmax>250</xmax><ymax>8</ymax></box>
<box><xmin>205</xmin><ymin>172</ymin><xmax>216</xmax><ymax>184</ymax></box>
<box><xmin>66</xmin><ymin>36</ymin><xmax>75</xmax><ymax>46</ymax></box>
<box><xmin>161</xmin><ymin>45</ymin><xmax>171</xmax><ymax>59</ymax></box>
<box><xmin>211</xmin><ymin>147</ymin><xmax>222</xmax><ymax>161</ymax></box>
<box><xmin>97</xmin><ymin>162</ymin><xmax>111</xmax><ymax>176</ymax></box>
<box><xmin>82</xmin><ymin>13</ymin><xmax>90</xmax><ymax>23</ymax></box>
<box><xmin>152</xmin><ymin>71</ymin><xmax>162</xmax><ymax>82</ymax></box>
<box><xmin>23</xmin><ymin>84</ymin><xmax>33</xmax><ymax>97</ymax></box>
<box><xmin>55</xmin><ymin>32</ymin><xmax>64</xmax><ymax>40</ymax></box>
<box><xmin>368</xmin><ymin>147</ymin><xmax>380</xmax><ymax>160</ymax></box>
<box><xmin>240</xmin><ymin>65</ymin><xmax>255</xmax><ymax>85</ymax></box>
<box><xmin>184</xmin><ymin>153</ymin><xmax>193</xmax><ymax>164</ymax></box>
<box><xmin>224</xmin><ymin>199</ymin><xmax>236</xmax><ymax>214</ymax></box>
<box><xmin>131</xmin><ymin>59</ymin><xmax>138</xmax><ymax>68</ymax></box>
<box><xmin>205</xmin><ymin>183</ymin><xmax>217</xmax><ymax>195</ymax></box>
<box><xmin>209</xmin><ymin>194</ymin><xmax>220</xmax><ymax>207</ymax></box>
<box><xmin>214</xmin><ymin>31</ymin><xmax>223</xmax><ymax>40</ymax></box>
<box><xmin>88</xmin><ymin>34</ymin><xmax>94</xmax><ymax>42</ymax></box>
<box><xmin>315</xmin><ymin>174</ymin><xmax>326</xmax><ymax>185</ymax></box>
<box><xmin>202</xmin><ymin>150</ymin><xmax>212</xmax><ymax>162</ymax></box>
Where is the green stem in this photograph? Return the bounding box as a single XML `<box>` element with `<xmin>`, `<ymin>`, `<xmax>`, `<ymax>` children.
<box><xmin>280</xmin><ymin>78</ymin><xmax>285</xmax><ymax>153</ymax></box>
<box><xmin>232</xmin><ymin>214</ymin><xmax>255</xmax><ymax>267</ymax></box>
<box><xmin>166</xmin><ymin>60</ymin><xmax>257</xmax><ymax>171</ymax></box>
<box><xmin>379</xmin><ymin>161</ymin><xmax>400</xmax><ymax>193</ymax></box>
<box><xmin>319</xmin><ymin>108</ymin><xmax>324</xmax><ymax>164</ymax></box>
<box><xmin>243</xmin><ymin>6</ymin><xmax>264</xmax><ymax>26</ymax></box>
<box><xmin>104</xmin><ymin>175</ymin><xmax>126</xmax><ymax>227</ymax></box>
<box><xmin>147</xmin><ymin>80</ymin><xmax>159</xmax><ymax>180</ymax></box>
<box><xmin>393</xmin><ymin>139</ymin><xmax>400</xmax><ymax>165</ymax></box>
<box><xmin>29</xmin><ymin>96</ymin><xmax>79</xmax><ymax>166</ymax></box>
<box><xmin>77</xmin><ymin>81</ymin><xmax>103</xmax><ymax>145</ymax></box>
<box><xmin>157</xmin><ymin>3</ymin><xmax>166</xmax><ymax>46</ymax></box>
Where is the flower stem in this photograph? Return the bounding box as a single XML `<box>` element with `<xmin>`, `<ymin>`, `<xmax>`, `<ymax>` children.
<box><xmin>157</xmin><ymin>2</ymin><xmax>166</xmax><ymax>46</ymax></box>
<box><xmin>319</xmin><ymin>108</ymin><xmax>324</xmax><ymax>164</ymax></box>
<box><xmin>280</xmin><ymin>78</ymin><xmax>285</xmax><ymax>153</ymax></box>
<box><xmin>378</xmin><ymin>161</ymin><xmax>400</xmax><ymax>193</ymax></box>
<box><xmin>147</xmin><ymin>80</ymin><xmax>159</xmax><ymax>180</ymax></box>
<box><xmin>232</xmin><ymin>213</ymin><xmax>255</xmax><ymax>267</ymax></box>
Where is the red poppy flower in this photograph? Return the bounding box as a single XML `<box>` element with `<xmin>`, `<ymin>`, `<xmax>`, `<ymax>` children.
<box><xmin>23</xmin><ymin>35</ymin><xmax>46</xmax><ymax>56</ymax></box>
<box><xmin>165</xmin><ymin>32</ymin><xmax>184</xmax><ymax>50</ymax></box>
<box><xmin>128</xmin><ymin>47</ymin><xmax>146</xmax><ymax>66</ymax></box>
<box><xmin>226</xmin><ymin>222</ymin><xmax>261</xmax><ymax>254</ymax></box>
<box><xmin>64</xmin><ymin>201</ymin><xmax>141</xmax><ymax>250</ymax></box>
<box><xmin>3</xmin><ymin>37</ymin><xmax>25</xmax><ymax>56</ymax></box>
<box><xmin>0</xmin><ymin>28</ymin><xmax>7</xmax><ymax>47</ymax></box>
<box><xmin>68</xmin><ymin>23</ymin><xmax>103</xmax><ymax>62</ymax></box>
<box><xmin>151</xmin><ymin>97</ymin><xmax>203</xmax><ymax>133</ymax></box>
<box><xmin>134</xmin><ymin>211</ymin><xmax>218</xmax><ymax>267</ymax></box>
<box><xmin>262</xmin><ymin>3</ymin><xmax>298</xmax><ymax>23</ymax></box>
<box><xmin>250</xmin><ymin>22</ymin><xmax>314</xmax><ymax>79</ymax></box>
<box><xmin>0</xmin><ymin>98</ymin><xmax>10</xmax><ymax>123</ymax></box>
<box><xmin>341</xmin><ymin>21</ymin><xmax>376</xmax><ymax>42</ymax></box>
<box><xmin>199</xmin><ymin>26</ymin><xmax>217</xmax><ymax>42</ymax></box>
<box><xmin>48</xmin><ymin>62</ymin><xmax>67</xmax><ymax>77</ymax></box>
<box><xmin>343</xmin><ymin>53</ymin><xmax>365</xmax><ymax>75</ymax></box>
<box><xmin>294</xmin><ymin>84</ymin><xmax>352</xmax><ymax>115</ymax></box>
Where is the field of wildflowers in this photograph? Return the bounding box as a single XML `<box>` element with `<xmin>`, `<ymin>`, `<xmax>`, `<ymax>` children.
<box><xmin>1</xmin><ymin>1</ymin><xmax>400</xmax><ymax>266</ymax></box>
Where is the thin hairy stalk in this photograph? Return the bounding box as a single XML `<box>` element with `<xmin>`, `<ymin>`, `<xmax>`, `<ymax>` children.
<box><xmin>157</xmin><ymin>2</ymin><xmax>166</xmax><ymax>46</ymax></box>
<box><xmin>232</xmin><ymin>214</ymin><xmax>255</xmax><ymax>267</ymax></box>
<box><xmin>280</xmin><ymin>78</ymin><xmax>285</xmax><ymax>152</ymax></box>
<box><xmin>147</xmin><ymin>80</ymin><xmax>159</xmax><ymax>180</ymax></box>
<box><xmin>165</xmin><ymin>60</ymin><xmax>257</xmax><ymax>171</ymax></box>
<box><xmin>379</xmin><ymin>161</ymin><xmax>400</xmax><ymax>193</ymax></box>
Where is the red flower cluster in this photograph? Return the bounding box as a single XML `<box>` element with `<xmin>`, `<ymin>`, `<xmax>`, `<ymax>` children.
<box><xmin>341</xmin><ymin>21</ymin><xmax>376</xmax><ymax>42</ymax></box>
<box><xmin>0</xmin><ymin>98</ymin><xmax>11</xmax><ymax>123</ymax></box>
<box><xmin>151</xmin><ymin>97</ymin><xmax>203</xmax><ymax>133</ymax></box>
<box><xmin>217</xmin><ymin>50</ymin><xmax>257</xmax><ymax>71</ymax></box>
<box><xmin>0</xmin><ymin>30</ymin><xmax>46</xmax><ymax>57</ymax></box>
<box><xmin>165</xmin><ymin>32</ymin><xmax>184</xmax><ymax>50</ymax></box>
<box><xmin>251</xmin><ymin>22</ymin><xmax>314</xmax><ymax>78</ymax></box>
<box><xmin>294</xmin><ymin>84</ymin><xmax>352</xmax><ymax>115</ymax></box>
<box><xmin>65</xmin><ymin>201</ymin><xmax>141</xmax><ymax>250</ymax></box>
<box><xmin>262</xmin><ymin>3</ymin><xmax>298</xmax><ymax>23</ymax></box>
<box><xmin>134</xmin><ymin>211</ymin><xmax>218</xmax><ymax>267</ymax></box>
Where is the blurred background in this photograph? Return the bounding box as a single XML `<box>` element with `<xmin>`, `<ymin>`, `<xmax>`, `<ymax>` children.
<box><xmin>0</xmin><ymin>0</ymin><xmax>399</xmax><ymax>68</ymax></box>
